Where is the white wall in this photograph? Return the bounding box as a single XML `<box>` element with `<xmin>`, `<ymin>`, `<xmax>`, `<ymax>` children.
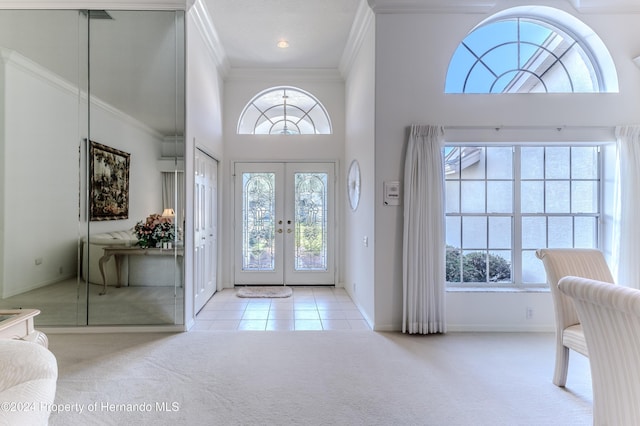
<box><xmin>369</xmin><ymin>2</ymin><xmax>640</xmax><ymax>331</ymax></box>
<box><xmin>344</xmin><ymin>10</ymin><xmax>376</xmax><ymax>327</ymax></box>
<box><xmin>185</xmin><ymin>2</ymin><xmax>225</xmax><ymax>325</ymax></box>
<box><xmin>221</xmin><ymin>70</ymin><xmax>346</xmax><ymax>289</ymax></box>
<box><xmin>2</xmin><ymin>50</ymin><xmax>79</xmax><ymax>298</ymax></box>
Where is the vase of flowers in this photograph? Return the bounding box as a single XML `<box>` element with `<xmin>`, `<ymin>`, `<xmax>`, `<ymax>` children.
<box><xmin>134</xmin><ymin>213</ymin><xmax>175</xmax><ymax>248</ymax></box>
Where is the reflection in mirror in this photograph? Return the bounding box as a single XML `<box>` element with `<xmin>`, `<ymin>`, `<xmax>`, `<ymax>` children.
<box><xmin>85</xmin><ymin>10</ymin><xmax>185</xmax><ymax>326</ymax></box>
<box><xmin>0</xmin><ymin>10</ymin><xmax>87</xmax><ymax>326</ymax></box>
<box><xmin>0</xmin><ymin>10</ymin><xmax>185</xmax><ymax>327</ymax></box>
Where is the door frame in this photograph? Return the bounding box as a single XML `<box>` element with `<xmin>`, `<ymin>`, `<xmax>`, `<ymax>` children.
<box><xmin>232</xmin><ymin>160</ymin><xmax>337</xmax><ymax>286</ymax></box>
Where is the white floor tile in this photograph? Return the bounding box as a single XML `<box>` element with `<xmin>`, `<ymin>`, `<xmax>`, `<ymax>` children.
<box><xmin>348</xmin><ymin>319</ymin><xmax>370</xmax><ymax>330</ymax></box>
<box><xmin>294</xmin><ymin>310</ymin><xmax>320</xmax><ymax>320</ymax></box>
<box><xmin>295</xmin><ymin>319</ymin><xmax>323</xmax><ymax>330</ymax></box>
<box><xmin>208</xmin><ymin>320</ymin><xmax>240</xmax><ymax>331</ymax></box>
<box><xmin>321</xmin><ymin>319</ymin><xmax>352</xmax><ymax>330</ymax></box>
<box><xmin>318</xmin><ymin>310</ymin><xmax>346</xmax><ymax>320</ymax></box>
<box><xmin>238</xmin><ymin>319</ymin><xmax>266</xmax><ymax>330</ymax></box>
<box><xmin>195</xmin><ymin>287</ymin><xmax>369</xmax><ymax>332</ymax></box>
<box><xmin>242</xmin><ymin>310</ymin><xmax>269</xmax><ymax>320</ymax></box>
<box><xmin>266</xmin><ymin>319</ymin><xmax>294</xmax><ymax>331</ymax></box>
<box><xmin>269</xmin><ymin>310</ymin><xmax>294</xmax><ymax>320</ymax></box>
<box><xmin>211</xmin><ymin>310</ymin><xmax>244</xmax><ymax>320</ymax></box>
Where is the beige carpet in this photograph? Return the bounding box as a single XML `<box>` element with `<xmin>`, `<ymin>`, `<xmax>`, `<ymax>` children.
<box><xmin>46</xmin><ymin>331</ymin><xmax>592</xmax><ymax>425</ymax></box>
<box><xmin>236</xmin><ymin>286</ymin><xmax>293</xmax><ymax>298</ymax></box>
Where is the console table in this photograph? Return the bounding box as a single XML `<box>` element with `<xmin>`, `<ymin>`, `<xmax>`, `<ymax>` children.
<box><xmin>98</xmin><ymin>245</ymin><xmax>184</xmax><ymax>295</ymax></box>
<box><xmin>0</xmin><ymin>309</ymin><xmax>48</xmax><ymax>347</ymax></box>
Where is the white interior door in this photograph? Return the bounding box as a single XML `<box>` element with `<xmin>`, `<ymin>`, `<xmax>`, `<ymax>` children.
<box><xmin>234</xmin><ymin>162</ymin><xmax>335</xmax><ymax>285</ymax></box>
<box><xmin>194</xmin><ymin>149</ymin><xmax>218</xmax><ymax>312</ymax></box>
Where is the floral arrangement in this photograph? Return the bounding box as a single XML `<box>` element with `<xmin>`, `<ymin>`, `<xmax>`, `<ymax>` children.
<box><xmin>134</xmin><ymin>213</ymin><xmax>175</xmax><ymax>248</ymax></box>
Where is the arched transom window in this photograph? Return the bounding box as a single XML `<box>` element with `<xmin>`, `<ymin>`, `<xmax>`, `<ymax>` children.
<box><xmin>445</xmin><ymin>7</ymin><xmax>618</xmax><ymax>93</ymax></box>
<box><xmin>237</xmin><ymin>86</ymin><xmax>332</xmax><ymax>135</ymax></box>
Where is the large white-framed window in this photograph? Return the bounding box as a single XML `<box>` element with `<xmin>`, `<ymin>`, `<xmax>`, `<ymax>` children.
<box><xmin>445</xmin><ymin>144</ymin><xmax>603</xmax><ymax>288</ymax></box>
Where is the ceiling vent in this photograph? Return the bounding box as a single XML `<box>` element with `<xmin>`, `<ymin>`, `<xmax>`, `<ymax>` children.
<box><xmin>81</xmin><ymin>10</ymin><xmax>113</xmax><ymax>20</ymax></box>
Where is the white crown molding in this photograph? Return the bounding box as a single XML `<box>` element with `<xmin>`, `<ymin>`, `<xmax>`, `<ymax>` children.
<box><xmin>90</xmin><ymin>92</ymin><xmax>164</xmax><ymax>141</ymax></box>
<box><xmin>366</xmin><ymin>0</ymin><xmax>640</xmax><ymax>15</ymax></box>
<box><xmin>0</xmin><ymin>47</ymin><xmax>77</xmax><ymax>98</ymax></box>
<box><xmin>189</xmin><ymin>0</ymin><xmax>230</xmax><ymax>77</ymax></box>
<box><xmin>226</xmin><ymin>68</ymin><xmax>344</xmax><ymax>83</ymax></box>
<box><xmin>366</xmin><ymin>0</ymin><xmax>496</xmax><ymax>14</ymax></box>
<box><xmin>0</xmin><ymin>0</ymin><xmax>188</xmax><ymax>9</ymax></box>
<box><xmin>569</xmin><ymin>0</ymin><xmax>640</xmax><ymax>14</ymax></box>
<box><xmin>339</xmin><ymin>0</ymin><xmax>374</xmax><ymax>77</ymax></box>
<box><xmin>0</xmin><ymin>47</ymin><xmax>163</xmax><ymax>140</ymax></box>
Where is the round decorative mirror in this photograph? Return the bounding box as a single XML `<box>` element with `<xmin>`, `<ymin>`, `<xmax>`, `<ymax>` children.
<box><xmin>347</xmin><ymin>159</ymin><xmax>361</xmax><ymax>211</ymax></box>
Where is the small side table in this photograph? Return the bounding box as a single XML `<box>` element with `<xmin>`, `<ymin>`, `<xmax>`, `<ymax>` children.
<box><xmin>98</xmin><ymin>245</ymin><xmax>184</xmax><ymax>295</ymax></box>
<box><xmin>0</xmin><ymin>309</ymin><xmax>48</xmax><ymax>348</ymax></box>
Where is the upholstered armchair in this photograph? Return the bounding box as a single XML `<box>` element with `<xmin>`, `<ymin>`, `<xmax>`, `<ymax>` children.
<box><xmin>558</xmin><ymin>276</ymin><xmax>640</xmax><ymax>425</ymax></box>
<box><xmin>535</xmin><ymin>248</ymin><xmax>614</xmax><ymax>387</ymax></box>
<box><xmin>0</xmin><ymin>340</ymin><xmax>58</xmax><ymax>425</ymax></box>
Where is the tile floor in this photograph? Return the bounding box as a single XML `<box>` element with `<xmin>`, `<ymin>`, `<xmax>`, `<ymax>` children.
<box><xmin>194</xmin><ymin>286</ymin><xmax>370</xmax><ymax>331</ymax></box>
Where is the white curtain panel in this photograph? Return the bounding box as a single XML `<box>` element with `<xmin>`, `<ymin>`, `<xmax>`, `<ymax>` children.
<box><xmin>402</xmin><ymin>125</ymin><xmax>447</xmax><ymax>334</ymax></box>
<box><xmin>162</xmin><ymin>171</ymin><xmax>185</xmax><ymax>225</ymax></box>
<box><xmin>613</xmin><ymin>126</ymin><xmax>640</xmax><ymax>288</ymax></box>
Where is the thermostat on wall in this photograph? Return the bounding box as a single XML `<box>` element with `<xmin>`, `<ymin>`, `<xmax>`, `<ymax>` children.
<box><xmin>384</xmin><ymin>181</ymin><xmax>401</xmax><ymax>206</ymax></box>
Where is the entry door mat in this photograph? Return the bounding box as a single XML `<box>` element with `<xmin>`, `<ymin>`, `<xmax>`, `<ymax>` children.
<box><xmin>236</xmin><ymin>286</ymin><xmax>293</xmax><ymax>298</ymax></box>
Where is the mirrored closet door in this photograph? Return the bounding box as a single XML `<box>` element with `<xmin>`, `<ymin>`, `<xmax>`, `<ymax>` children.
<box><xmin>0</xmin><ymin>9</ymin><xmax>185</xmax><ymax>327</ymax></box>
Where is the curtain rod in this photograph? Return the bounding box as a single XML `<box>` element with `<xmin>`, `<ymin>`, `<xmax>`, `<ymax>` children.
<box><xmin>444</xmin><ymin>125</ymin><xmax>615</xmax><ymax>132</ymax></box>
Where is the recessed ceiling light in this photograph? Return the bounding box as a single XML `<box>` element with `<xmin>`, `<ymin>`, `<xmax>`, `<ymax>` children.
<box><xmin>277</xmin><ymin>40</ymin><xmax>289</xmax><ymax>49</ymax></box>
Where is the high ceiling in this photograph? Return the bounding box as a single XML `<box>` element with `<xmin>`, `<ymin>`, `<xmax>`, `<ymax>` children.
<box><xmin>201</xmin><ymin>0</ymin><xmax>640</xmax><ymax>72</ymax></box>
<box><xmin>3</xmin><ymin>1</ymin><xmax>638</xmax><ymax>137</ymax></box>
<box><xmin>203</xmin><ymin>0</ymin><xmax>361</xmax><ymax>70</ymax></box>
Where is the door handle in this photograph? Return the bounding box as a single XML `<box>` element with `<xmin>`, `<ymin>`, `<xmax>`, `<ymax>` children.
<box><xmin>287</xmin><ymin>229</ymin><xmax>292</xmax><ymax>234</ymax></box>
<box><xmin>277</xmin><ymin>229</ymin><xmax>283</xmax><ymax>233</ymax></box>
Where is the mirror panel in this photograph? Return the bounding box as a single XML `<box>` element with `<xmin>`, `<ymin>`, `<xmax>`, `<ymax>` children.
<box><xmin>0</xmin><ymin>10</ymin><xmax>87</xmax><ymax>325</ymax></box>
<box><xmin>0</xmin><ymin>9</ymin><xmax>185</xmax><ymax>327</ymax></box>
<box><xmin>86</xmin><ymin>10</ymin><xmax>185</xmax><ymax>326</ymax></box>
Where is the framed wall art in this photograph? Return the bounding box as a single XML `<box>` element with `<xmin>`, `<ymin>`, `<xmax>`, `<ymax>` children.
<box><xmin>90</xmin><ymin>140</ymin><xmax>130</xmax><ymax>221</ymax></box>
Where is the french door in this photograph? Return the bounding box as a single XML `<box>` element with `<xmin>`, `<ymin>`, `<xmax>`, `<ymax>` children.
<box><xmin>234</xmin><ymin>162</ymin><xmax>335</xmax><ymax>285</ymax></box>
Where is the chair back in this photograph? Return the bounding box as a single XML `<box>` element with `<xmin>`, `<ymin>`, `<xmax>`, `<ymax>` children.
<box><xmin>536</xmin><ymin>248</ymin><xmax>614</xmax><ymax>330</ymax></box>
<box><xmin>558</xmin><ymin>276</ymin><xmax>640</xmax><ymax>425</ymax></box>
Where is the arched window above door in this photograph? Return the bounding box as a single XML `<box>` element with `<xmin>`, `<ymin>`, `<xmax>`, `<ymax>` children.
<box><xmin>445</xmin><ymin>6</ymin><xmax>618</xmax><ymax>93</ymax></box>
<box><xmin>237</xmin><ymin>86</ymin><xmax>332</xmax><ymax>135</ymax></box>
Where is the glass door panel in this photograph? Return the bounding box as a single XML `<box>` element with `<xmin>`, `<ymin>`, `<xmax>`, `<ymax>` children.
<box><xmin>235</xmin><ymin>163</ymin><xmax>284</xmax><ymax>285</ymax></box>
<box><xmin>294</xmin><ymin>172</ymin><xmax>328</xmax><ymax>271</ymax></box>
<box><xmin>243</xmin><ymin>172</ymin><xmax>277</xmax><ymax>272</ymax></box>
<box><xmin>286</xmin><ymin>163</ymin><xmax>334</xmax><ymax>284</ymax></box>
<box><xmin>234</xmin><ymin>162</ymin><xmax>334</xmax><ymax>286</ymax></box>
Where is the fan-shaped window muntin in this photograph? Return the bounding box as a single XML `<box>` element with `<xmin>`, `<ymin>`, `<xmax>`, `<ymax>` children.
<box><xmin>446</xmin><ymin>15</ymin><xmax>609</xmax><ymax>94</ymax></box>
<box><xmin>238</xmin><ymin>86</ymin><xmax>332</xmax><ymax>135</ymax></box>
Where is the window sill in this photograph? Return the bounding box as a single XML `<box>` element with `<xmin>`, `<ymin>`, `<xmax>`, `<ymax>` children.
<box><xmin>446</xmin><ymin>286</ymin><xmax>549</xmax><ymax>293</ymax></box>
